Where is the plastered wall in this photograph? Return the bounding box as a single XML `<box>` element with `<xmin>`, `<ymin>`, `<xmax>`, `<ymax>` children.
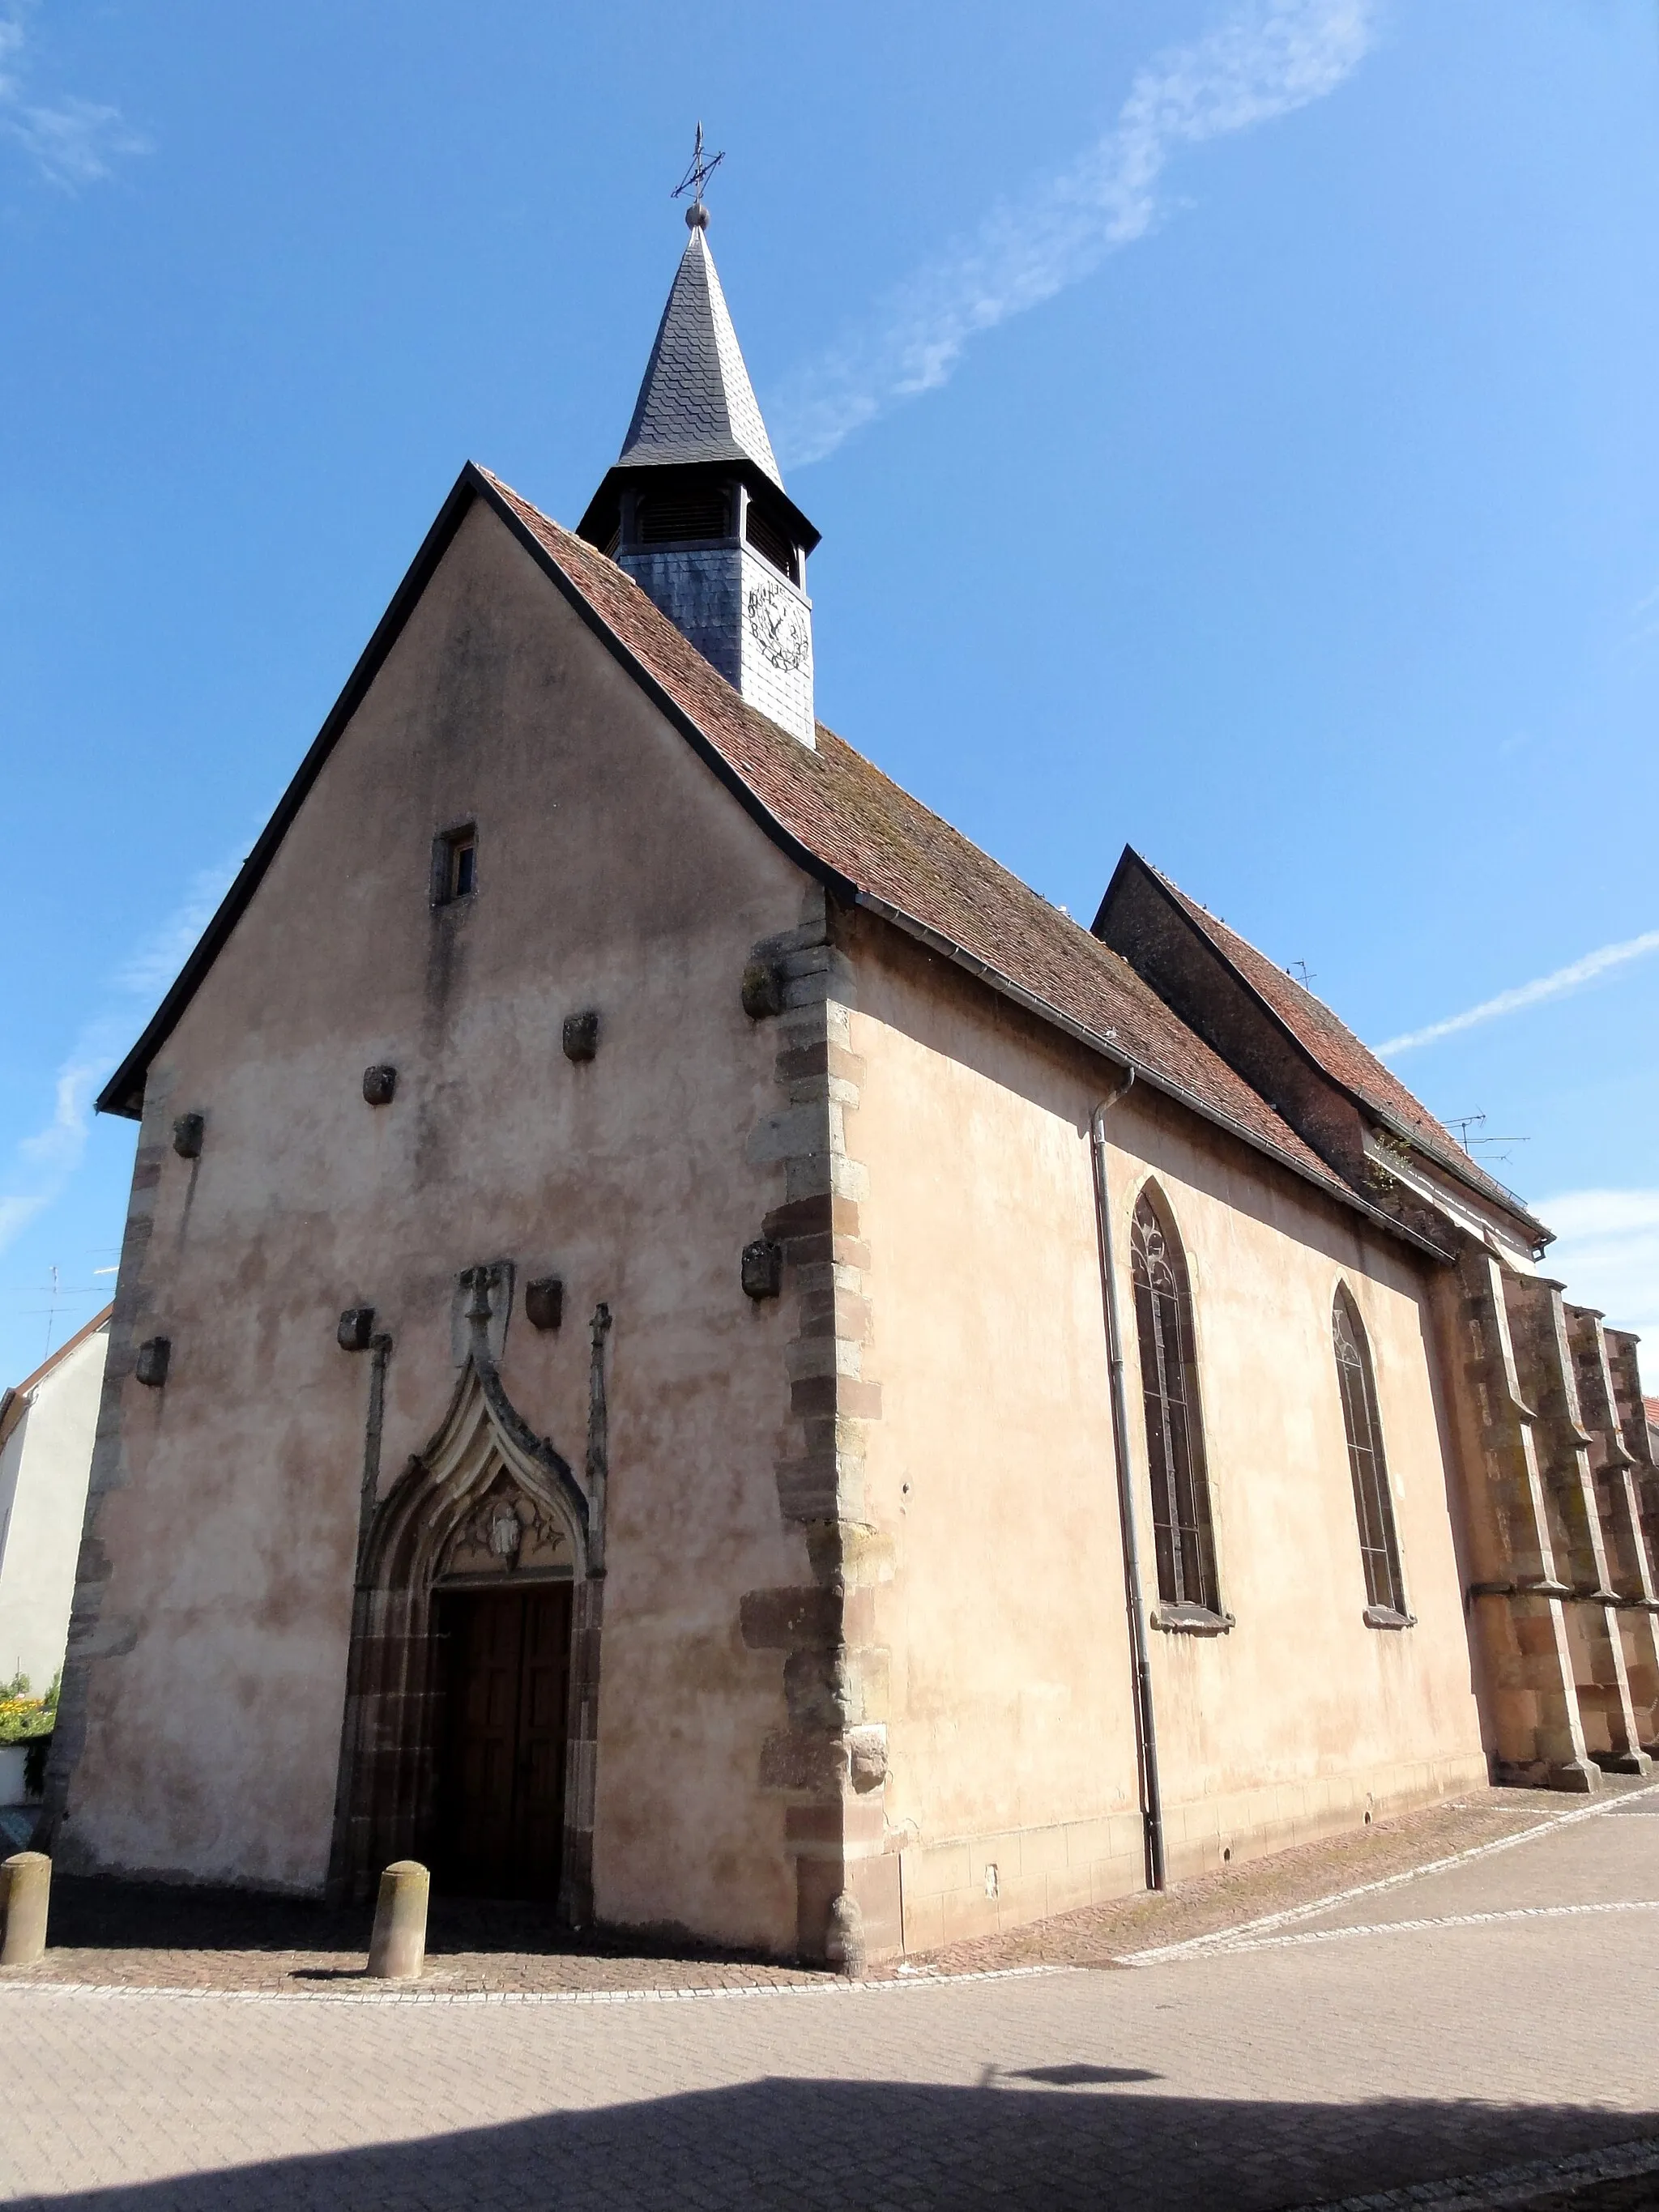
<box><xmin>62</xmin><ymin>501</ymin><xmax>817</xmax><ymax>1948</ymax></box>
<box><xmin>0</xmin><ymin>1325</ymin><xmax>109</xmax><ymax>1690</ymax></box>
<box><xmin>845</xmin><ymin>923</ymin><xmax>1487</xmax><ymax>1949</ymax></box>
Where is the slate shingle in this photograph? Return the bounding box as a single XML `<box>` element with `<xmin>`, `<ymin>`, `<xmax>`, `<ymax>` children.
<box><xmin>616</xmin><ymin>228</ymin><xmax>782</xmax><ymax>485</ymax></box>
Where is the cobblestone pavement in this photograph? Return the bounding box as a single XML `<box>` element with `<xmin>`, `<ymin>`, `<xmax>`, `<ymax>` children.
<box><xmin>1</xmin><ymin>1878</ymin><xmax>826</xmax><ymax>1996</ymax></box>
<box><xmin>0</xmin><ymin>1785</ymin><xmax>1604</xmax><ymax>1997</ymax></box>
<box><xmin>3</xmin><ymin>1782</ymin><xmax>1657</xmax><ymax>2210</ymax></box>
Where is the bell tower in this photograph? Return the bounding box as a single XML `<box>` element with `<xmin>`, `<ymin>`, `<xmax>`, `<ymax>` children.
<box><xmin>578</xmin><ymin>145</ymin><xmax>820</xmax><ymax>746</ymax></box>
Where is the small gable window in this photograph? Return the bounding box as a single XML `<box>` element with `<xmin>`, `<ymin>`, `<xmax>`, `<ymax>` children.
<box><xmin>1131</xmin><ymin>1189</ymin><xmax>1222</xmax><ymax>1622</ymax></box>
<box><xmin>433</xmin><ymin>825</ymin><xmax>477</xmax><ymax>906</ymax></box>
<box><xmin>1333</xmin><ymin>1286</ymin><xmax>1410</xmax><ymax>1624</ymax></box>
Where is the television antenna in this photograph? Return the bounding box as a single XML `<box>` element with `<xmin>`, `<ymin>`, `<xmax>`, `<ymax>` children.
<box><xmin>1447</xmin><ymin>1112</ymin><xmax>1529</xmax><ymax>1165</ymax></box>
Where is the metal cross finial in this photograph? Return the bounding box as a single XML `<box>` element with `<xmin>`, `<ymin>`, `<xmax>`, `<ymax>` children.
<box><xmin>672</xmin><ymin>120</ymin><xmax>724</xmax><ymax>229</ymax></box>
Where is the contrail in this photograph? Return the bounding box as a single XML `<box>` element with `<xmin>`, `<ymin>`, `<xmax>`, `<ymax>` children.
<box><xmin>1375</xmin><ymin>931</ymin><xmax>1659</xmax><ymax>1058</ymax></box>
<box><xmin>772</xmin><ymin>0</ymin><xmax>1378</xmax><ymax>467</ymax></box>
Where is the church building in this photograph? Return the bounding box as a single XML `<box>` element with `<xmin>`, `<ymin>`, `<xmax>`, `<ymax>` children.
<box><xmin>41</xmin><ymin>197</ymin><xmax>1659</xmax><ymax>1967</ymax></box>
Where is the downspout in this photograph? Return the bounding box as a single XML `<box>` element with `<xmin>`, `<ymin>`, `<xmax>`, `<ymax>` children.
<box><xmin>1090</xmin><ymin>1072</ymin><xmax>1166</xmax><ymax>1893</ymax></box>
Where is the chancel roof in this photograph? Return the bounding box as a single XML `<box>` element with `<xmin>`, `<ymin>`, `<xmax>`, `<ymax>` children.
<box><xmin>1143</xmin><ymin>868</ymin><xmax>1543</xmax><ymax>1232</ymax></box>
<box><xmin>615</xmin><ymin>227</ymin><xmax>783</xmax><ymax>485</ymax></box>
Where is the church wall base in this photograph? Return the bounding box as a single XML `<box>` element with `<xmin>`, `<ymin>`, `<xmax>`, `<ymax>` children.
<box><xmin>893</xmin><ymin>1754</ymin><xmax>1490</xmax><ymax>1955</ymax></box>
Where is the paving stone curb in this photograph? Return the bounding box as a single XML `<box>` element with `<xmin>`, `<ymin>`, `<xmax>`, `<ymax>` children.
<box><xmin>0</xmin><ymin>1961</ymin><xmax>1069</xmax><ymax>2005</ymax></box>
<box><xmin>1293</xmin><ymin>2132</ymin><xmax>1659</xmax><ymax>2210</ymax></box>
<box><xmin>1202</xmin><ymin>1896</ymin><xmax>1659</xmax><ymax>1958</ymax></box>
<box><xmin>1126</xmin><ymin>1778</ymin><xmax>1659</xmax><ymax>1966</ymax></box>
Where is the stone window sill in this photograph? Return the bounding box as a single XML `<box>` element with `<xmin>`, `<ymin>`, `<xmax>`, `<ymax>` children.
<box><xmin>1151</xmin><ymin>1600</ymin><xmax>1235</xmax><ymax>1637</ymax></box>
<box><xmin>1363</xmin><ymin>1605</ymin><xmax>1416</xmax><ymax>1630</ymax></box>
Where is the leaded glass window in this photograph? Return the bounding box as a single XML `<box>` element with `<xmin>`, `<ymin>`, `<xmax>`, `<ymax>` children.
<box><xmin>1130</xmin><ymin>1191</ymin><xmax>1219</xmax><ymax>1614</ymax></box>
<box><xmin>1333</xmin><ymin>1286</ymin><xmax>1408</xmax><ymax>1617</ymax></box>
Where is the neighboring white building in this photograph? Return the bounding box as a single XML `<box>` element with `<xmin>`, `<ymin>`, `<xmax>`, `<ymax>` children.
<box><xmin>0</xmin><ymin>1307</ymin><xmax>111</xmax><ymax>1690</ymax></box>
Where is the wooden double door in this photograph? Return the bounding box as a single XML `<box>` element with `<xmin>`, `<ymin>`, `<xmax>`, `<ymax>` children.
<box><xmin>436</xmin><ymin>1583</ymin><xmax>573</xmax><ymax>1899</ymax></box>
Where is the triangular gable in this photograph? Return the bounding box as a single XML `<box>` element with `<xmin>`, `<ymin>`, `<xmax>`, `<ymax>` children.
<box><xmin>95</xmin><ymin>462</ymin><xmax>846</xmax><ymax>1120</ymax></box>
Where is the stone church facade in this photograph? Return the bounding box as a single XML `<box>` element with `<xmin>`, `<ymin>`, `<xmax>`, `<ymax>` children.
<box><xmin>41</xmin><ymin>208</ymin><xmax>1659</xmax><ymax>1967</ymax></box>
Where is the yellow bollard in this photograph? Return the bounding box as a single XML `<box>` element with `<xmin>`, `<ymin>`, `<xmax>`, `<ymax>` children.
<box><xmin>367</xmin><ymin>1860</ymin><xmax>429</xmax><ymax>1980</ymax></box>
<box><xmin>1</xmin><ymin>1852</ymin><xmax>50</xmax><ymax>1967</ymax></box>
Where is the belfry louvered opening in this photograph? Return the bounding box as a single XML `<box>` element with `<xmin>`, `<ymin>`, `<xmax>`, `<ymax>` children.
<box><xmin>744</xmin><ymin>505</ymin><xmax>800</xmax><ymax>584</ymax></box>
<box><xmin>636</xmin><ymin>486</ymin><xmax>732</xmax><ymax>543</ymax></box>
<box><xmin>1130</xmin><ymin>1188</ymin><xmax>1220</xmax><ymax>1616</ymax></box>
<box><xmin>1333</xmin><ymin>1285</ymin><xmax>1408</xmax><ymax>1618</ymax></box>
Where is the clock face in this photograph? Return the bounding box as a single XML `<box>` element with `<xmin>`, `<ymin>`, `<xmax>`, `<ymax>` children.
<box><xmin>745</xmin><ymin>579</ymin><xmax>810</xmax><ymax>673</ymax></box>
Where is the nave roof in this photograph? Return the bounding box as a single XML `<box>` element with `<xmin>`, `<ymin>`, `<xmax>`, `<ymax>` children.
<box><xmin>98</xmin><ymin>463</ymin><xmax>1533</xmax><ymax>1259</ymax></box>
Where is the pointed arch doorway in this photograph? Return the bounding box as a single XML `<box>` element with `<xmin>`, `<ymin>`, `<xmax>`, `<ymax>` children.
<box><xmin>328</xmin><ymin>1293</ymin><xmax>609</xmax><ymax>1918</ymax></box>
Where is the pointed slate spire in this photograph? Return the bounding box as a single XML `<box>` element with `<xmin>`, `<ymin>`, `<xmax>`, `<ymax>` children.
<box><xmin>579</xmin><ymin>190</ymin><xmax>821</xmax><ymax>748</ymax></box>
<box><xmin>618</xmin><ymin>224</ymin><xmax>783</xmax><ymax>487</ymax></box>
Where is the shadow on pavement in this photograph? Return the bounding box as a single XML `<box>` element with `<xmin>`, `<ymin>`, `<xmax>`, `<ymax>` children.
<box><xmin>11</xmin><ymin>2079</ymin><xmax>1659</xmax><ymax>2211</ymax></box>
<box><xmin>1003</xmin><ymin>2061</ymin><xmax>1162</xmax><ymax>2085</ymax></box>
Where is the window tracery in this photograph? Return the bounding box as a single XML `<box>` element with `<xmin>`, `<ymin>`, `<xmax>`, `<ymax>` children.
<box><xmin>1130</xmin><ymin>1191</ymin><xmax>1220</xmax><ymax>1618</ymax></box>
<box><xmin>1333</xmin><ymin>1286</ymin><xmax>1410</xmax><ymax>1622</ymax></box>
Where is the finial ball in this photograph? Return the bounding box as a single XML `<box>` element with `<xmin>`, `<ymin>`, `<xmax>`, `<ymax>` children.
<box><xmin>685</xmin><ymin>199</ymin><xmax>709</xmax><ymax>230</ymax></box>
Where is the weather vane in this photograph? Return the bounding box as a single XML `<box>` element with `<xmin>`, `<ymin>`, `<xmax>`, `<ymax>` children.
<box><xmin>672</xmin><ymin>121</ymin><xmax>724</xmax><ymax>229</ymax></box>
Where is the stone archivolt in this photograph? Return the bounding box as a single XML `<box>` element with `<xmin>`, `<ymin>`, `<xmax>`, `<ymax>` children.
<box><xmin>327</xmin><ymin>1276</ymin><xmax>608</xmax><ymax>1919</ymax></box>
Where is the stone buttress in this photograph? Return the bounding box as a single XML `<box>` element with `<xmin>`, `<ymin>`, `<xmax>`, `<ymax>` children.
<box><xmin>1449</xmin><ymin>1242</ymin><xmax>1657</xmax><ymax>1785</ymax></box>
<box><xmin>736</xmin><ymin>884</ymin><xmax>898</xmax><ymax>1967</ymax></box>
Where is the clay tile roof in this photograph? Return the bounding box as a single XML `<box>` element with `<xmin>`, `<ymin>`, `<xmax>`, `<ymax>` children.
<box><xmin>1144</xmin><ymin>866</ymin><xmax>1542</xmax><ymax>1231</ymax></box>
<box><xmin>484</xmin><ymin>473</ymin><xmax>1410</xmax><ymax>1228</ymax></box>
<box><xmin>88</xmin><ymin>456</ymin><xmax>1469</xmax><ymax>1261</ymax></box>
<box><xmin>615</xmin><ymin>228</ymin><xmax>782</xmax><ymax>485</ymax></box>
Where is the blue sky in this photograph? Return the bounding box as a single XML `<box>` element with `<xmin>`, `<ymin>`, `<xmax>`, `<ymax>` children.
<box><xmin>2</xmin><ymin>0</ymin><xmax>1657</xmax><ymax>1383</ymax></box>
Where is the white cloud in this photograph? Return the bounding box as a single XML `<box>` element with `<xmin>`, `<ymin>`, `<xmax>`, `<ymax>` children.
<box><xmin>0</xmin><ymin>855</ymin><xmax>241</xmax><ymax>1264</ymax></box>
<box><xmin>1537</xmin><ymin>1189</ymin><xmax>1659</xmax><ymax>1345</ymax></box>
<box><xmin>0</xmin><ymin>1194</ymin><xmax>49</xmax><ymax>1247</ymax></box>
<box><xmin>772</xmin><ymin>0</ymin><xmax>1378</xmax><ymax>467</ymax></box>
<box><xmin>1375</xmin><ymin>929</ymin><xmax>1659</xmax><ymax>1059</ymax></box>
<box><xmin>114</xmin><ymin>859</ymin><xmax>245</xmax><ymax>999</ymax></box>
<box><xmin>0</xmin><ymin>5</ymin><xmax>145</xmax><ymax>190</ymax></box>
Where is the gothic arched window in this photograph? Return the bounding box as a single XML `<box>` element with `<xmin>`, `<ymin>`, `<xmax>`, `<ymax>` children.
<box><xmin>1131</xmin><ymin>1191</ymin><xmax>1220</xmax><ymax>1616</ymax></box>
<box><xmin>1333</xmin><ymin>1286</ymin><xmax>1408</xmax><ymax>1620</ymax></box>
